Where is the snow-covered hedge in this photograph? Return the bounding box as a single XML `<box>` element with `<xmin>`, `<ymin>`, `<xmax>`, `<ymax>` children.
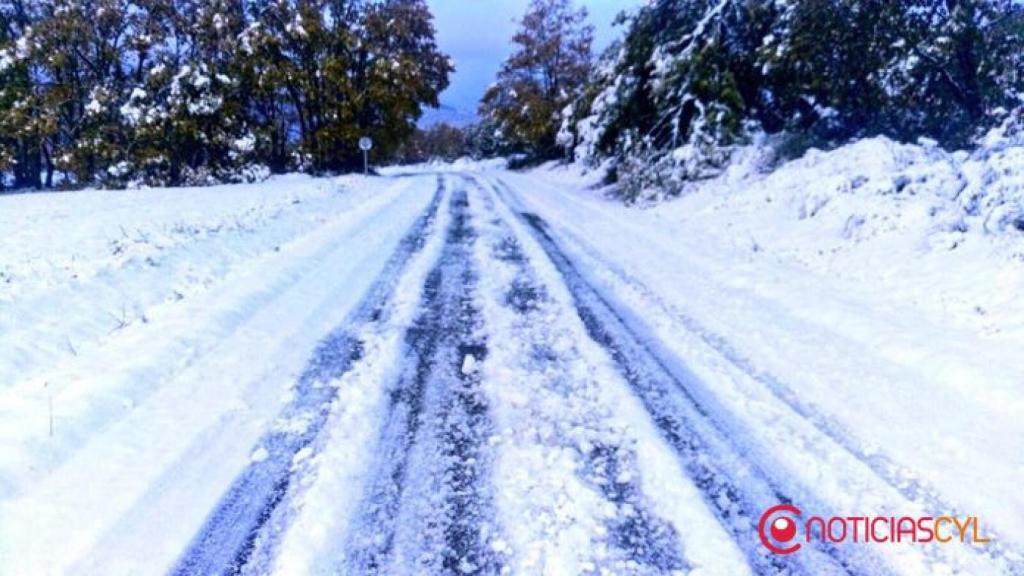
<box><xmin>562</xmin><ymin>0</ymin><xmax>1024</xmax><ymax>203</ymax></box>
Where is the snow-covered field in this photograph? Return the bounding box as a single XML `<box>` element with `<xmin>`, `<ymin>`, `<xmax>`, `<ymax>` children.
<box><xmin>1</xmin><ymin>139</ymin><xmax>1022</xmax><ymax>575</ymax></box>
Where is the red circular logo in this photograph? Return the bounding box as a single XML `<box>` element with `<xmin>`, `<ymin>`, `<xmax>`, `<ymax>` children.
<box><xmin>758</xmin><ymin>504</ymin><xmax>803</xmax><ymax>555</ymax></box>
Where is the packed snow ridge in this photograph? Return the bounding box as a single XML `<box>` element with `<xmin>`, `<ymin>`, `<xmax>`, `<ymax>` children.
<box><xmin>0</xmin><ymin>134</ymin><xmax>1021</xmax><ymax>576</ymax></box>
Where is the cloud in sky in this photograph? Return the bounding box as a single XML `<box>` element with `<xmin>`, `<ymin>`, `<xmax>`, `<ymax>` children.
<box><xmin>427</xmin><ymin>0</ymin><xmax>641</xmax><ymax>117</ymax></box>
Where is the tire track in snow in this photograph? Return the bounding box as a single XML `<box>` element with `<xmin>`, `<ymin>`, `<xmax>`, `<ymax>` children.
<box><xmin>494</xmin><ymin>179</ymin><xmax>1024</xmax><ymax>575</ymax></box>
<box><xmin>544</xmin><ymin>224</ymin><xmax>1024</xmax><ymax>573</ymax></box>
<box><xmin>343</xmin><ymin>185</ymin><xmax>503</xmax><ymax>575</ymax></box>
<box><xmin>523</xmin><ymin>209</ymin><xmax>953</xmax><ymax>504</ymax></box>
<box><xmin>493</xmin><ymin>189</ymin><xmax>870</xmax><ymax>576</ymax></box>
<box><xmin>1</xmin><ymin>179</ymin><xmax>420</xmax><ymax>503</ymax></box>
<box><xmin>469</xmin><ymin>178</ymin><xmax>688</xmax><ymax>574</ymax></box>
<box><xmin>170</xmin><ymin>178</ymin><xmax>445</xmax><ymax>576</ymax></box>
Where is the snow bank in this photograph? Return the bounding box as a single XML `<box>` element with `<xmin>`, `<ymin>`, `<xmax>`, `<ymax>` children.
<box><xmin>379</xmin><ymin>157</ymin><xmax>509</xmax><ymax>175</ymax></box>
<box><xmin>630</xmin><ymin>132</ymin><xmax>1024</xmax><ymax>338</ymax></box>
<box><xmin>503</xmin><ymin>131</ymin><xmax>1024</xmax><ymax>555</ymax></box>
<box><xmin>0</xmin><ymin>173</ymin><xmax>438</xmax><ymax>574</ymax></box>
<box><xmin>0</xmin><ymin>174</ymin><xmax>378</xmax><ymax>386</ymax></box>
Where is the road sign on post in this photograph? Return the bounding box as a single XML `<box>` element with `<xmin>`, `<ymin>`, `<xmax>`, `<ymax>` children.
<box><xmin>358</xmin><ymin>136</ymin><xmax>373</xmax><ymax>176</ymax></box>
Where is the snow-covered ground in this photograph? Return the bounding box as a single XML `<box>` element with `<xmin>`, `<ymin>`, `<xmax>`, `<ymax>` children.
<box><xmin>0</xmin><ymin>173</ymin><xmax>439</xmax><ymax>573</ymax></box>
<box><xmin>1</xmin><ymin>138</ymin><xmax>1021</xmax><ymax>575</ymax></box>
<box><xmin>496</xmin><ymin>133</ymin><xmax>1024</xmax><ymax>567</ymax></box>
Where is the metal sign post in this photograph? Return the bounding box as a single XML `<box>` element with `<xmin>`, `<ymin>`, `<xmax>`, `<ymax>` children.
<box><xmin>359</xmin><ymin>136</ymin><xmax>373</xmax><ymax>175</ymax></box>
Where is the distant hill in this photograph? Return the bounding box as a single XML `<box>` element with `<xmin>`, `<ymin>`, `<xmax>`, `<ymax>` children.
<box><xmin>419</xmin><ymin>104</ymin><xmax>477</xmax><ymax>128</ymax></box>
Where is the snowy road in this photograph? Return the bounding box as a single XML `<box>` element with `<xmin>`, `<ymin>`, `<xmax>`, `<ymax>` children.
<box><xmin>1</xmin><ymin>171</ymin><xmax>1021</xmax><ymax>575</ymax></box>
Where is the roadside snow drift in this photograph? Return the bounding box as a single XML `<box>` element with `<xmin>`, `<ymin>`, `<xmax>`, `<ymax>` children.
<box><xmin>500</xmin><ymin>129</ymin><xmax>1024</xmax><ymax>560</ymax></box>
<box><xmin>1</xmin><ymin>136</ymin><xmax>1021</xmax><ymax>576</ymax></box>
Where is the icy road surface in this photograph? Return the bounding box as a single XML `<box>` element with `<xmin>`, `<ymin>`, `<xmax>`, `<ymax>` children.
<box><xmin>1</xmin><ymin>171</ymin><xmax>1022</xmax><ymax>575</ymax></box>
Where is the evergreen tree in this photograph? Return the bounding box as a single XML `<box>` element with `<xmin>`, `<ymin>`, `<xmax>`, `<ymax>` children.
<box><xmin>480</xmin><ymin>0</ymin><xmax>593</xmax><ymax>159</ymax></box>
<box><xmin>0</xmin><ymin>0</ymin><xmax>51</xmax><ymax>189</ymax></box>
<box><xmin>570</xmin><ymin>0</ymin><xmax>776</xmax><ymax>199</ymax></box>
<box><xmin>250</xmin><ymin>0</ymin><xmax>353</xmax><ymax>172</ymax></box>
<box><xmin>564</xmin><ymin>0</ymin><xmax>1024</xmax><ymax>201</ymax></box>
<box><xmin>881</xmin><ymin>0</ymin><xmax>1024</xmax><ymax>147</ymax></box>
<box><xmin>393</xmin><ymin>122</ymin><xmax>466</xmax><ymax>163</ymax></box>
<box><xmin>84</xmin><ymin>0</ymin><xmax>174</xmax><ymax>186</ymax></box>
<box><xmin>240</xmin><ymin>0</ymin><xmax>450</xmax><ymax>173</ymax></box>
<box><xmin>463</xmin><ymin>117</ymin><xmax>511</xmax><ymax>159</ymax></box>
<box><xmin>355</xmin><ymin>0</ymin><xmax>452</xmax><ymax>167</ymax></box>
<box><xmin>0</xmin><ymin>0</ymin><xmax>451</xmax><ymax>188</ymax></box>
<box><xmin>760</xmin><ymin>0</ymin><xmax>1024</xmax><ymax>148</ymax></box>
<box><xmin>140</xmin><ymin>0</ymin><xmax>255</xmax><ymax>185</ymax></box>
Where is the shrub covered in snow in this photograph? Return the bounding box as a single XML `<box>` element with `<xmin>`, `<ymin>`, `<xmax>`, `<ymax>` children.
<box><xmin>673</xmin><ymin>112</ymin><xmax>1024</xmax><ymax>272</ymax></box>
<box><xmin>560</xmin><ymin>0</ymin><xmax>1024</xmax><ymax>202</ymax></box>
<box><xmin>966</xmin><ymin>109</ymin><xmax>1024</xmax><ymax>234</ymax></box>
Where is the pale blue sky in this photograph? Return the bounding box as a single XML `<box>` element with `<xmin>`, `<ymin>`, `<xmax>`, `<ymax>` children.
<box><xmin>427</xmin><ymin>0</ymin><xmax>642</xmax><ymax>115</ymax></box>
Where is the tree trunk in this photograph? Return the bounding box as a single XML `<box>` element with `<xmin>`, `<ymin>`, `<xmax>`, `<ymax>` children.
<box><xmin>14</xmin><ymin>140</ymin><xmax>42</xmax><ymax>190</ymax></box>
<box><xmin>43</xmin><ymin>143</ymin><xmax>54</xmax><ymax>188</ymax></box>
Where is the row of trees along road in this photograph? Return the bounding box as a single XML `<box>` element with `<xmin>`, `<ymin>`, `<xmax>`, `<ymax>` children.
<box><xmin>478</xmin><ymin>0</ymin><xmax>1024</xmax><ymax>201</ymax></box>
<box><xmin>0</xmin><ymin>0</ymin><xmax>452</xmax><ymax>189</ymax></box>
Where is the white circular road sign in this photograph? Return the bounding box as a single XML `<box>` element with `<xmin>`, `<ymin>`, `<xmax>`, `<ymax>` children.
<box><xmin>359</xmin><ymin>136</ymin><xmax>373</xmax><ymax>151</ymax></box>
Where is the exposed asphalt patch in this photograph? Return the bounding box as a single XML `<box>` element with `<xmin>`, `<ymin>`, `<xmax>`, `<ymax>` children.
<box><xmin>344</xmin><ymin>186</ymin><xmax>503</xmax><ymax>575</ymax></box>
